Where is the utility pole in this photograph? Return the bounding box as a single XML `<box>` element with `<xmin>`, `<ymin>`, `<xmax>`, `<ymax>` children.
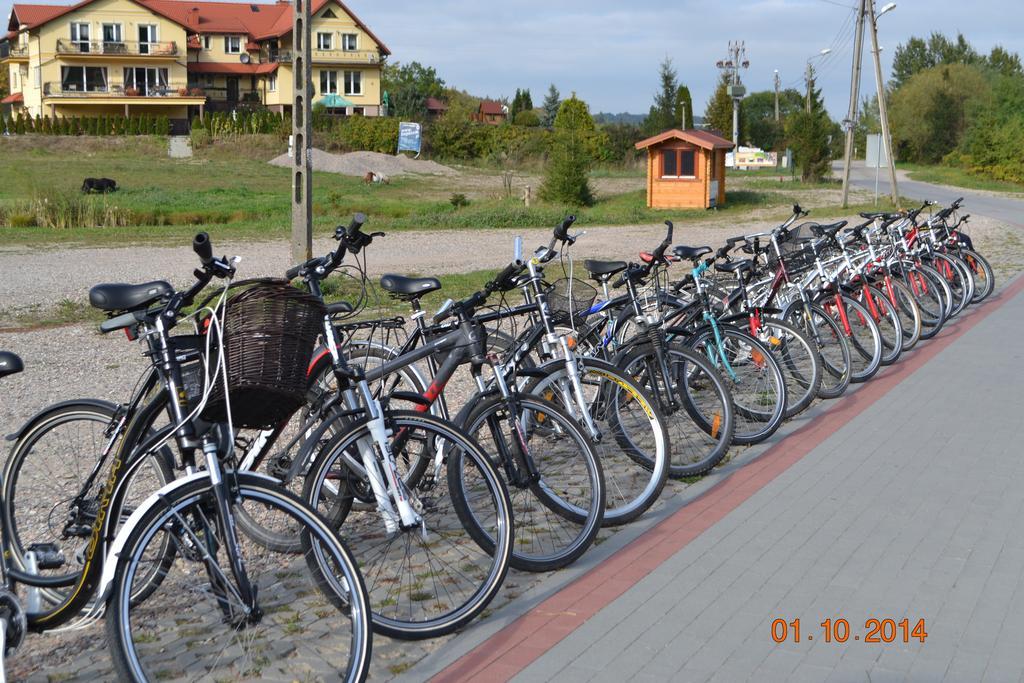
<box><xmin>291</xmin><ymin>0</ymin><xmax>313</xmax><ymax>263</ymax></box>
<box><xmin>716</xmin><ymin>41</ymin><xmax>749</xmax><ymax>150</ymax></box>
<box><xmin>840</xmin><ymin>0</ymin><xmax>867</xmax><ymax>207</ymax></box>
<box><xmin>867</xmin><ymin>0</ymin><xmax>900</xmax><ymax>207</ymax></box>
<box><xmin>773</xmin><ymin>70</ymin><xmax>780</xmax><ymax>121</ymax></box>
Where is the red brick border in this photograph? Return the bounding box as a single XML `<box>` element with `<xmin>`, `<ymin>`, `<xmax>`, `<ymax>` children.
<box><xmin>432</xmin><ymin>275</ymin><xmax>1024</xmax><ymax>682</ymax></box>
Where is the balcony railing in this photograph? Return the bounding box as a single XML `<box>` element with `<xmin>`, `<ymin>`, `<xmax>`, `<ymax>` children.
<box><xmin>55</xmin><ymin>39</ymin><xmax>178</xmax><ymax>57</ymax></box>
<box><xmin>43</xmin><ymin>81</ymin><xmax>195</xmax><ymax>97</ymax></box>
<box><xmin>0</xmin><ymin>43</ymin><xmax>29</xmax><ymax>59</ymax></box>
<box><xmin>266</xmin><ymin>49</ymin><xmax>381</xmax><ymax>65</ymax></box>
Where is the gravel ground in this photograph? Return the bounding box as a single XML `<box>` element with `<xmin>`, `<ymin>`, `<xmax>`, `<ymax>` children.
<box><xmin>269</xmin><ymin>149</ymin><xmax>458</xmax><ymax>177</ymax></box>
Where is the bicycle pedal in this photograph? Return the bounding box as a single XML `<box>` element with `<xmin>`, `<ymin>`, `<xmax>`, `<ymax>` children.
<box><xmin>26</xmin><ymin>543</ymin><xmax>65</xmax><ymax>570</ymax></box>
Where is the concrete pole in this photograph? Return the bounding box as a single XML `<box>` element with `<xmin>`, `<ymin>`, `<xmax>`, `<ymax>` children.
<box><xmin>291</xmin><ymin>0</ymin><xmax>313</xmax><ymax>263</ymax></box>
<box><xmin>805</xmin><ymin>61</ymin><xmax>812</xmax><ymax>113</ymax></box>
<box><xmin>867</xmin><ymin>0</ymin><xmax>900</xmax><ymax>207</ymax></box>
<box><xmin>773</xmin><ymin>70</ymin><xmax>780</xmax><ymax>121</ymax></box>
<box><xmin>840</xmin><ymin>0</ymin><xmax>867</xmax><ymax>208</ymax></box>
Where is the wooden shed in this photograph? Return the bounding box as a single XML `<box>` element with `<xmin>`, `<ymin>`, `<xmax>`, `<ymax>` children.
<box><xmin>635</xmin><ymin>129</ymin><xmax>734</xmax><ymax>209</ymax></box>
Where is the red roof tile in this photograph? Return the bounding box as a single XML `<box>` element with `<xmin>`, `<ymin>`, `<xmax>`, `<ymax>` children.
<box><xmin>425</xmin><ymin>97</ymin><xmax>447</xmax><ymax>111</ymax></box>
<box><xmin>8</xmin><ymin>0</ymin><xmax>390</xmax><ymax>55</ymax></box>
<box><xmin>1</xmin><ymin>92</ymin><xmax>24</xmax><ymax>104</ymax></box>
<box><xmin>478</xmin><ymin>100</ymin><xmax>505</xmax><ymax>116</ymax></box>
<box><xmin>187</xmin><ymin>61</ymin><xmax>278</xmax><ymax>74</ymax></box>
<box><xmin>635</xmin><ymin>128</ymin><xmax>734</xmax><ymax>151</ymax></box>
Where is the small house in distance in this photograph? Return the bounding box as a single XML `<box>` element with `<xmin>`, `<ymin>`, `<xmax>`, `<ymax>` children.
<box><xmin>635</xmin><ymin>129</ymin><xmax>734</xmax><ymax>209</ymax></box>
<box><xmin>474</xmin><ymin>99</ymin><xmax>507</xmax><ymax>124</ymax></box>
<box><xmin>425</xmin><ymin>97</ymin><xmax>448</xmax><ymax>118</ymax></box>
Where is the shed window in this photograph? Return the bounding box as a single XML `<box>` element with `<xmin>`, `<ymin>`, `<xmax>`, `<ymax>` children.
<box><xmin>661</xmin><ymin>148</ymin><xmax>696</xmax><ymax>179</ymax></box>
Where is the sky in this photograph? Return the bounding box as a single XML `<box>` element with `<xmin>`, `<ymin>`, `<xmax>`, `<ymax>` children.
<box><xmin>4</xmin><ymin>0</ymin><xmax>1022</xmax><ymax>119</ymax></box>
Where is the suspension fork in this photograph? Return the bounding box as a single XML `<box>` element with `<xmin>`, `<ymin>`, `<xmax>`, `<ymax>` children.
<box><xmin>555</xmin><ymin>335</ymin><xmax>602</xmax><ymax>442</ymax></box>
<box><xmin>831</xmin><ymin>292</ymin><xmax>853</xmax><ymax>336</ymax></box>
<box><xmin>861</xmin><ymin>283</ymin><xmax>882</xmax><ymax>322</ymax></box>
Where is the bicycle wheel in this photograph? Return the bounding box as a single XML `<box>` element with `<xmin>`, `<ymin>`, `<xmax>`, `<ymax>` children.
<box><xmin>753</xmin><ymin>317</ymin><xmax>822</xmax><ymax>419</ymax></box>
<box><xmin>856</xmin><ymin>285</ymin><xmax>904</xmax><ymax>366</ymax></box>
<box><xmin>817</xmin><ymin>294</ymin><xmax>882</xmax><ymax>384</ymax></box>
<box><xmin>2</xmin><ymin>401</ymin><xmax>173</xmax><ymax>610</ymax></box>
<box><xmin>924</xmin><ymin>254</ymin><xmax>970</xmax><ymax>318</ymax></box>
<box><xmin>962</xmin><ymin>249</ymin><xmax>995</xmax><ymax>303</ymax></box>
<box><xmin>686</xmin><ymin>325</ymin><xmax>787</xmax><ymax>445</ymax></box>
<box><xmin>896</xmin><ymin>263</ymin><xmax>947</xmax><ymax>340</ymax></box>
<box><xmin>105</xmin><ymin>473</ymin><xmax>372</xmax><ymax>682</ymax></box>
<box><xmin>783</xmin><ymin>301</ymin><xmax>853</xmax><ymax>400</ymax></box>
<box><xmin>521</xmin><ymin>358</ymin><xmax>667</xmax><ymax>527</ymax></box>
<box><xmin>460</xmin><ymin>395</ymin><xmax>604</xmax><ymax>571</ymax></box>
<box><xmin>876</xmin><ymin>279</ymin><xmax>922</xmax><ymax>351</ymax></box>
<box><xmin>302</xmin><ymin>410</ymin><xmax>513</xmax><ymax>639</ymax></box>
<box><xmin>617</xmin><ymin>341</ymin><xmax>735</xmax><ymax>478</ymax></box>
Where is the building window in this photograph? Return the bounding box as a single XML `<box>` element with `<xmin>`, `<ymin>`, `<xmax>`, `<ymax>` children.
<box><xmin>319</xmin><ymin>70</ymin><xmax>337</xmax><ymax>94</ymax></box>
<box><xmin>316</xmin><ymin>32</ymin><xmax>333</xmax><ymax>50</ymax></box>
<box><xmin>661</xmin><ymin>148</ymin><xmax>696</xmax><ymax>179</ymax></box>
<box><xmin>123</xmin><ymin>67</ymin><xmax>168</xmax><ymax>96</ymax></box>
<box><xmin>102</xmin><ymin>23</ymin><xmax>122</xmax><ymax>46</ymax></box>
<box><xmin>224</xmin><ymin>36</ymin><xmax>242</xmax><ymax>54</ymax></box>
<box><xmin>268</xmin><ymin>74</ymin><xmax>277</xmax><ymax>92</ymax></box>
<box><xmin>61</xmin><ymin>65</ymin><xmax>107</xmax><ymax>92</ymax></box>
<box><xmin>33</xmin><ymin>66</ymin><xmax>41</xmax><ymax>88</ymax></box>
<box><xmin>203</xmin><ymin>35</ymin><xmax>211</xmax><ymax>50</ymax></box>
<box><xmin>343</xmin><ymin>70</ymin><xmax>361</xmax><ymax>96</ymax></box>
<box><xmin>138</xmin><ymin>24</ymin><xmax>157</xmax><ymax>54</ymax></box>
<box><xmin>203</xmin><ymin>74</ymin><xmax>216</xmax><ymax>88</ymax></box>
<box><xmin>341</xmin><ymin>33</ymin><xmax>357</xmax><ymax>51</ymax></box>
<box><xmin>70</xmin><ymin>22</ymin><xmax>90</xmax><ymax>52</ymax></box>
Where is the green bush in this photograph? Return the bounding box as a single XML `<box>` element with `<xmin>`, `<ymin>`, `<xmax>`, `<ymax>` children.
<box><xmin>320</xmin><ymin>116</ymin><xmax>399</xmax><ymax>153</ymax></box>
<box><xmin>513</xmin><ymin>110</ymin><xmax>541</xmax><ymax>127</ymax></box>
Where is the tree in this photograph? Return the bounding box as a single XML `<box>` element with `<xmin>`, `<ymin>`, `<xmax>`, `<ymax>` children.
<box><xmin>955</xmin><ymin>73</ymin><xmax>1024</xmax><ymax>183</ymax></box>
<box><xmin>643</xmin><ymin>57</ymin><xmax>679</xmax><ymax>135</ymax></box>
<box><xmin>513</xmin><ymin>109</ymin><xmax>541</xmax><ymax>127</ymax></box>
<box><xmin>381</xmin><ymin>61</ymin><xmax>446</xmax><ymax>119</ymax></box>
<box><xmin>541</xmin><ymin>94</ymin><xmax>595</xmax><ymax>206</ymax></box>
<box><xmin>741</xmin><ymin>88</ymin><xmax>802</xmax><ymax>151</ymax></box>
<box><xmin>510</xmin><ymin>88</ymin><xmax>535</xmax><ymax>120</ymax></box>
<box><xmin>0</xmin><ymin>66</ymin><xmax>8</xmax><ymax>100</ymax></box>
<box><xmin>891</xmin><ymin>32</ymin><xmax>984</xmax><ymax>88</ymax></box>
<box><xmin>889</xmin><ymin>63</ymin><xmax>990</xmax><ymax>163</ymax></box>
<box><xmin>853</xmin><ymin>94</ymin><xmax>881</xmax><ymax>158</ymax></box>
<box><xmin>541</xmin><ymin>84</ymin><xmax>561</xmax><ymax>127</ymax></box>
<box><xmin>784</xmin><ymin>73</ymin><xmax>833</xmax><ymax>181</ymax></box>
<box><xmin>674</xmin><ymin>85</ymin><xmax>694</xmax><ymax>130</ymax></box>
<box><xmin>987</xmin><ymin>46</ymin><xmax>1023</xmax><ymax>78</ymax></box>
<box><xmin>703</xmin><ymin>73</ymin><xmax>736</xmax><ymax>140</ymax></box>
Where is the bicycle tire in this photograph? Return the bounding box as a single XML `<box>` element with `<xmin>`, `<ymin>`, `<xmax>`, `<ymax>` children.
<box><xmin>782</xmin><ymin>301</ymin><xmax>853</xmax><ymax>400</ymax></box>
<box><xmin>817</xmin><ymin>294</ymin><xmax>883</xmax><ymax>384</ymax></box>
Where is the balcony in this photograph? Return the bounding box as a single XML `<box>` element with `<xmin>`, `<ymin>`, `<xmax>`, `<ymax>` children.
<box><xmin>266</xmin><ymin>49</ymin><xmax>381</xmax><ymax>65</ymax></box>
<box><xmin>43</xmin><ymin>81</ymin><xmax>196</xmax><ymax>98</ymax></box>
<box><xmin>0</xmin><ymin>43</ymin><xmax>29</xmax><ymax>60</ymax></box>
<box><xmin>55</xmin><ymin>39</ymin><xmax>178</xmax><ymax>58</ymax></box>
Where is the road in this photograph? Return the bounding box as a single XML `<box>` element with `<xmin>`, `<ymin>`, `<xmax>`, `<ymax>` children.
<box><xmin>838</xmin><ymin>160</ymin><xmax>1024</xmax><ymax>228</ymax></box>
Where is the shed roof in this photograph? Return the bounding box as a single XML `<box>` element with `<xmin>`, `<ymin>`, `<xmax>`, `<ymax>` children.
<box><xmin>635</xmin><ymin>129</ymin><xmax>734</xmax><ymax>151</ymax></box>
<box><xmin>478</xmin><ymin>99</ymin><xmax>505</xmax><ymax>115</ymax></box>
<box><xmin>425</xmin><ymin>96</ymin><xmax>447</xmax><ymax>112</ymax></box>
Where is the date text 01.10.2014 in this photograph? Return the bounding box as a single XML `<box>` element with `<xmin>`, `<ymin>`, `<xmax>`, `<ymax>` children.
<box><xmin>771</xmin><ymin>618</ymin><xmax>928</xmax><ymax>644</ymax></box>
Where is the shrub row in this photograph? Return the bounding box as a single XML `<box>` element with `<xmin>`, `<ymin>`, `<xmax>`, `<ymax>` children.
<box><xmin>2</xmin><ymin>112</ymin><xmax>170</xmax><ymax>136</ymax></box>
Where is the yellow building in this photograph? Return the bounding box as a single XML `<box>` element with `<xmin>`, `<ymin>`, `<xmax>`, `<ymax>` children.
<box><xmin>2</xmin><ymin>0</ymin><xmax>390</xmax><ymax>131</ymax></box>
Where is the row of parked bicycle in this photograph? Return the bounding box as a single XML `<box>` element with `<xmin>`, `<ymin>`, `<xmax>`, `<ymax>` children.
<box><xmin>0</xmin><ymin>196</ymin><xmax>992</xmax><ymax>680</ymax></box>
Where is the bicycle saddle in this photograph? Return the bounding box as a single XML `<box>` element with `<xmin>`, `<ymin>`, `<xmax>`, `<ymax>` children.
<box><xmin>89</xmin><ymin>281</ymin><xmax>174</xmax><ymax>312</ymax></box>
<box><xmin>714</xmin><ymin>259</ymin><xmax>753</xmax><ymax>275</ymax></box>
<box><xmin>380</xmin><ymin>274</ymin><xmax>442</xmax><ymax>299</ymax></box>
<box><xmin>809</xmin><ymin>221</ymin><xmax>848</xmax><ymax>238</ymax></box>
<box><xmin>0</xmin><ymin>351</ymin><xmax>23</xmax><ymax>378</ymax></box>
<box><xmin>673</xmin><ymin>245</ymin><xmax>712</xmax><ymax>261</ymax></box>
<box><xmin>583</xmin><ymin>259</ymin><xmax>627</xmax><ymax>278</ymax></box>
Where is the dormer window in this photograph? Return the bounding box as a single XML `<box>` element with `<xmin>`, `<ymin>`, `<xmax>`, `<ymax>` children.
<box><xmin>224</xmin><ymin>36</ymin><xmax>242</xmax><ymax>54</ymax></box>
<box><xmin>342</xmin><ymin>33</ymin><xmax>357</xmax><ymax>51</ymax></box>
<box><xmin>317</xmin><ymin>32</ymin><xmax>332</xmax><ymax>50</ymax></box>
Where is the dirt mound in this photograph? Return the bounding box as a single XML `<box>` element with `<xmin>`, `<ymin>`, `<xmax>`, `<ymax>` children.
<box><xmin>269</xmin><ymin>148</ymin><xmax>457</xmax><ymax>177</ymax></box>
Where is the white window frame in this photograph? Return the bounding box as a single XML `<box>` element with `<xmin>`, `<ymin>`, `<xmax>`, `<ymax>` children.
<box><xmin>101</xmin><ymin>23</ymin><xmax>122</xmax><ymax>45</ymax></box>
<box><xmin>319</xmin><ymin>70</ymin><xmax>338</xmax><ymax>94</ymax></box>
<box><xmin>70</xmin><ymin>22</ymin><xmax>90</xmax><ymax>51</ymax></box>
<box><xmin>224</xmin><ymin>36</ymin><xmax>242</xmax><ymax>54</ymax></box>
<box><xmin>268</xmin><ymin>73</ymin><xmax>277</xmax><ymax>92</ymax></box>
<box><xmin>316</xmin><ymin>32</ymin><xmax>333</xmax><ymax>50</ymax></box>
<box><xmin>343</xmin><ymin>70</ymin><xmax>361</xmax><ymax>96</ymax></box>
<box><xmin>341</xmin><ymin>33</ymin><xmax>358</xmax><ymax>51</ymax></box>
<box><xmin>203</xmin><ymin>35</ymin><xmax>211</xmax><ymax>50</ymax></box>
<box><xmin>61</xmin><ymin>65</ymin><xmax>108</xmax><ymax>92</ymax></box>
<box><xmin>660</xmin><ymin>148</ymin><xmax>697</xmax><ymax>180</ymax></box>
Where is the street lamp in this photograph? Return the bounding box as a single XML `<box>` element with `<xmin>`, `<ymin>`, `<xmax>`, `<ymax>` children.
<box><xmin>804</xmin><ymin>49</ymin><xmax>831</xmax><ymax>111</ymax></box>
<box><xmin>877</xmin><ymin>2</ymin><xmax>896</xmax><ymax>18</ymax></box>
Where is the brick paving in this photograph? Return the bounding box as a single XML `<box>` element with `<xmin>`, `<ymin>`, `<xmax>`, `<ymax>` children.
<box><xmin>419</xmin><ymin>275</ymin><xmax>1024</xmax><ymax>683</ymax></box>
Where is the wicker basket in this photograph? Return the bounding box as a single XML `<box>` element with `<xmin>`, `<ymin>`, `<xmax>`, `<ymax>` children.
<box><xmin>767</xmin><ymin>226</ymin><xmax>818</xmax><ymax>275</ymax></box>
<box><xmin>546</xmin><ymin>278</ymin><xmax>597</xmax><ymax>325</ymax></box>
<box><xmin>202</xmin><ymin>280</ymin><xmax>326</xmax><ymax>428</ymax></box>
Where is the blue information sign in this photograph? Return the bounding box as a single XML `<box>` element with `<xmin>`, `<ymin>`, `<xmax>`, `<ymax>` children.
<box><xmin>397</xmin><ymin>122</ymin><xmax>422</xmax><ymax>156</ymax></box>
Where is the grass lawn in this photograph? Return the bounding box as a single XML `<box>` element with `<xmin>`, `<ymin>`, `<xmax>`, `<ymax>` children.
<box><xmin>900</xmin><ymin>163</ymin><xmax>1024</xmax><ymax>195</ymax></box>
<box><xmin>0</xmin><ymin>135</ymin><xmax>897</xmax><ymax>248</ymax></box>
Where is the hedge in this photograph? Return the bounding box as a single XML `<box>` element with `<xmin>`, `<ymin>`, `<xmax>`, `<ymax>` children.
<box><xmin>2</xmin><ymin>113</ymin><xmax>171</xmax><ymax>136</ymax></box>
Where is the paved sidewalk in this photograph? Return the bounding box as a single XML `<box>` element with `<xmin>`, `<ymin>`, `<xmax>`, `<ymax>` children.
<box><xmin>420</xmin><ymin>276</ymin><xmax>1024</xmax><ymax>683</ymax></box>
